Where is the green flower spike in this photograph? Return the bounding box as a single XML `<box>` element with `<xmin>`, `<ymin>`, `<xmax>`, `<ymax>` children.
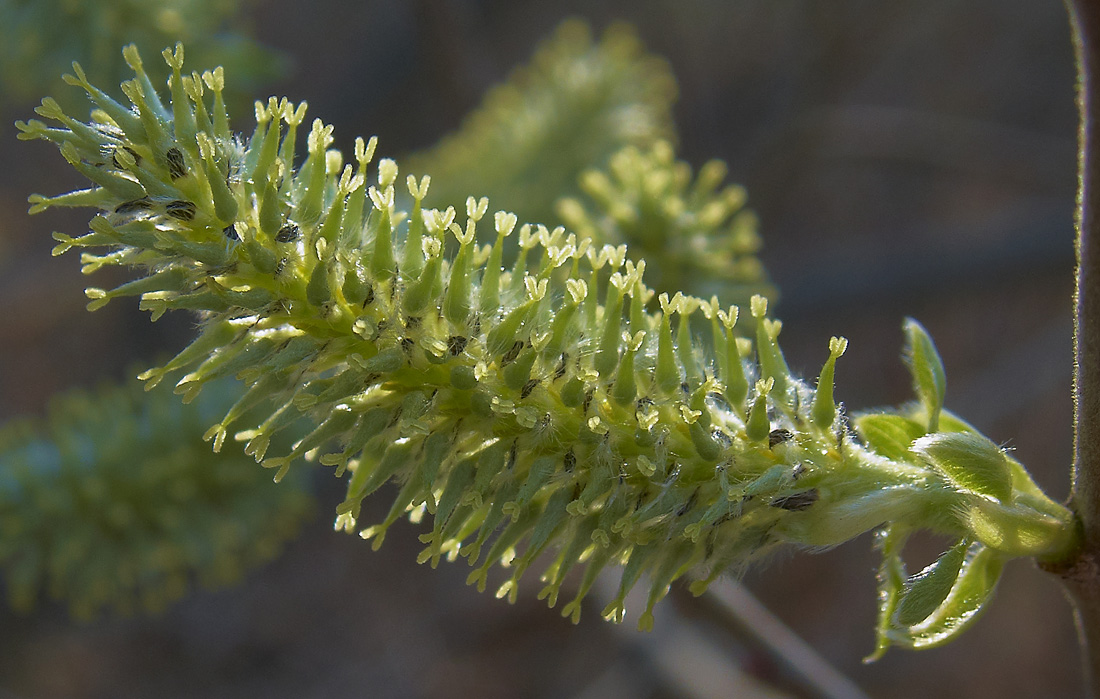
<box><xmin>409</xmin><ymin>20</ymin><xmax>677</xmax><ymax>226</ymax></box>
<box><xmin>0</xmin><ymin>378</ymin><xmax>313</xmax><ymax>620</ymax></box>
<box><xmin>0</xmin><ymin>0</ymin><xmax>286</xmax><ymax>111</ymax></box>
<box><xmin>557</xmin><ymin>140</ymin><xmax>772</xmax><ymax>304</ymax></box>
<box><xmin>21</xmin><ymin>45</ymin><xmax>1077</xmax><ymax>654</ymax></box>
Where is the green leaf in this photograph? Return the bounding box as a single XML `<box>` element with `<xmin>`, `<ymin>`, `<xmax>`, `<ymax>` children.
<box><xmin>866</xmin><ymin>525</ymin><xmax>908</xmax><ymax>663</ymax></box>
<box><xmin>935</xmin><ymin>409</ymin><xmax>978</xmax><ymax>434</ymax></box>
<box><xmin>966</xmin><ymin>499</ymin><xmax>1076</xmax><ymax>558</ymax></box>
<box><xmin>893</xmin><ymin>539</ymin><xmax>968</xmax><ymax>627</ymax></box>
<box><xmin>886</xmin><ymin>544</ymin><xmax>1005</xmax><ymax>650</ymax></box>
<box><xmin>912</xmin><ymin>431</ymin><xmax>1012</xmax><ymax>503</ymax></box>
<box><xmin>853</xmin><ymin>413</ymin><xmax>925</xmax><ymax>461</ymax></box>
<box><xmin>902</xmin><ymin>318</ymin><xmax>946</xmax><ymax>432</ymax></box>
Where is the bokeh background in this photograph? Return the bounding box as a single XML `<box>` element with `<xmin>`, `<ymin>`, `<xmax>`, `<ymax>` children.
<box><xmin>0</xmin><ymin>0</ymin><xmax>1082</xmax><ymax>697</ymax></box>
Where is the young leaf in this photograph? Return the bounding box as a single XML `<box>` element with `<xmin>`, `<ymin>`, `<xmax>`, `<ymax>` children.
<box><xmin>903</xmin><ymin>318</ymin><xmax>947</xmax><ymax>432</ymax></box>
<box><xmin>886</xmin><ymin>544</ymin><xmax>1006</xmax><ymax>650</ymax></box>
<box><xmin>867</xmin><ymin>525</ymin><xmax>908</xmax><ymax>663</ymax></box>
<box><xmin>911</xmin><ymin>431</ymin><xmax>1013</xmax><ymax>503</ymax></box>
<box><xmin>893</xmin><ymin>539</ymin><xmax>969</xmax><ymax>627</ymax></box>
<box><xmin>854</xmin><ymin>413</ymin><xmax>926</xmax><ymax>461</ymax></box>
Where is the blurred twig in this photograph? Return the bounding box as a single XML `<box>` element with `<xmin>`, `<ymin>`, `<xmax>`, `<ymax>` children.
<box><xmin>588</xmin><ymin>575</ymin><xmax>869</xmax><ymax>699</ymax></box>
<box><xmin>675</xmin><ymin>582</ymin><xmax>871</xmax><ymax>699</ymax></box>
<box><xmin>592</xmin><ymin>577</ymin><xmax>795</xmax><ymax>699</ymax></box>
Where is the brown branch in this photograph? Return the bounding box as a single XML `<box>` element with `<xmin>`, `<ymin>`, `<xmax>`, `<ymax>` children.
<box><xmin>1068</xmin><ymin>0</ymin><xmax>1100</xmax><ymax>550</ymax></box>
<box><xmin>1054</xmin><ymin>2</ymin><xmax>1100</xmax><ymax>695</ymax></box>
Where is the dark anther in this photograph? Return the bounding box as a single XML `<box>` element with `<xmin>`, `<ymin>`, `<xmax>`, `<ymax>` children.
<box><xmin>275</xmin><ymin>223</ymin><xmax>300</xmax><ymax>243</ymax></box>
<box><xmin>521</xmin><ymin>379</ymin><xmax>540</xmax><ymax>399</ymax></box>
<box><xmin>564</xmin><ymin>450</ymin><xmax>576</xmax><ymax>471</ymax></box>
<box><xmin>768</xmin><ymin>428</ymin><xmax>793</xmax><ymax>448</ymax></box>
<box><xmin>275</xmin><ymin>257</ymin><xmax>288</xmax><ymax>275</ymax></box>
<box><xmin>554</xmin><ymin>352</ymin><xmax>568</xmax><ymax>380</ymax></box>
<box><xmin>223</xmin><ymin>224</ymin><xmax>240</xmax><ymax>240</ymax></box>
<box><xmin>364</xmin><ymin>284</ymin><xmax>375</xmax><ymax>306</ymax></box>
<box><xmin>582</xmin><ymin>388</ymin><xmax>594</xmax><ymax>415</ymax></box>
<box><xmin>165</xmin><ymin>147</ymin><xmax>186</xmax><ymax>179</ymax></box>
<box><xmin>114</xmin><ymin>197</ymin><xmax>152</xmax><ymax>214</ymax></box>
<box><xmin>401</xmin><ymin>337</ymin><xmax>415</xmax><ymax>355</ymax></box>
<box><xmin>835</xmin><ymin>411</ymin><xmax>851</xmax><ymax>453</ymax></box>
<box><xmin>677</xmin><ymin>488</ymin><xmax>700</xmax><ymax>517</ymax></box>
<box><xmin>447</xmin><ymin>335</ymin><xmax>468</xmax><ymax>356</ymax></box>
<box><xmin>681</xmin><ymin>381</ymin><xmax>690</xmax><ymax>394</ymax></box>
<box><xmin>405</xmin><ymin>316</ymin><xmax>421</xmax><ymax>330</ymax></box>
<box><xmin>708</xmin><ymin>391</ymin><xmax>733</xmax><ymax>412</ymax></box>
<box><xmin>501</xmin><ymin>340</ymin><xmax>524</xmax><ymax>366</ymax></box>
<box><xmin>770</xmin><ymin>489</ymin><xmax>819</xmax><ymax>512</ymax></box>
<box><xmin>714</xmin><ymin>512</ymin><xmax>736</xmax><ymax>526</ymax></box>
<box><xmin>165</xmin><ymin>200</ymin><xmax>196</xmax><ymax>221</ymax></box>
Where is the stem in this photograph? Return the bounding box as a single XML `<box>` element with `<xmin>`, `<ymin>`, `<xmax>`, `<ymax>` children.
<box><xmin>679</xmin><ymin>581</ymin><xmax>872</xmax><ymax>699</ymax></box>
<box><xmin>1068</xmin><ymin>0</ymin><xmax>1100</xmax><ymax>551</ymax></box>
<box><xmin>1056</xmin><ymin>2</ymin><xmax>1100</xmax><ymax>695</ymax></box>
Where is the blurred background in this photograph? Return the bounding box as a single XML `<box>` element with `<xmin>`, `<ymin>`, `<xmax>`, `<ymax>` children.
<box><xmin>0</xmin><ymin>0</ymin><xmax>1082</xmax><ymax>696</ymax></box>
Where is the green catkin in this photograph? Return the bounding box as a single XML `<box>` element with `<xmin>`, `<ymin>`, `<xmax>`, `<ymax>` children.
<box><xmin>0</xmin><ymin>378</ymin><xmax>312</xmax><ymax>619</ymax></box>
<box><xmin>21</xmin><ymin>44</ymin><xmax>1079</xmax><ymax>655</ymax></box>
<box><xmin>408</xmin><ymin>21</ymin><xmax>677</xmax><ymax>226</ymax></box>
<box><xmin>557</xmin><ymin>141</ymin><xmax>773</xmax><ymax>305</ymax></box>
